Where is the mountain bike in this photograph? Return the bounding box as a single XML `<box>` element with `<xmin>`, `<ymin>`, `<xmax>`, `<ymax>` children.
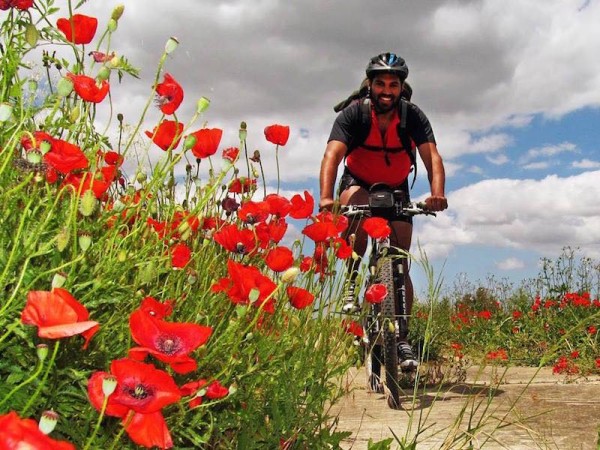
<box><xmin>342</xmin><ymin>183</ymin><xmax>435</xmax><ymax>409</ymax></box>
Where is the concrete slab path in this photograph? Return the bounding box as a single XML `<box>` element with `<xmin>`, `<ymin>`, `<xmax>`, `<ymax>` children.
<box><xmin>330</xmin><ymin>365</ymin><xmax>600</xmax><ymax>450</ymax></box>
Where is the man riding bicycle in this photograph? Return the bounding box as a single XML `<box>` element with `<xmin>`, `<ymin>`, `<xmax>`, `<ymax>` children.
<box><xmin>319</xmin><ymin>52</ymin><xmax>448</xmax><ymax>370</ymax></box>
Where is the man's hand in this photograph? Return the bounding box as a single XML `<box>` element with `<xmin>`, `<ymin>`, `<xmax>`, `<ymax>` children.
<box><xmin>424</xmin><ymin>195</ymin><xmax>448</xmax><ymax>212</ymax></box>
<box><xmin>319</xmin><ymin>197</ymin><xmax>336</xmax><ymax>212</ymax></box>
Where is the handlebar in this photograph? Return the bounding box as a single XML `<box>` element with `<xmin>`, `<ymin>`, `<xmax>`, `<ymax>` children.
<box><xmin>341</xmin><ymin>201</ymin><xmax>436</xmax><ymax>218</ymax></box>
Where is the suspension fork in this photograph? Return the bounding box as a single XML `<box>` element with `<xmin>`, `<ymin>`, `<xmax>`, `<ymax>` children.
<box><xmin>393</xmin><ymin>254</ymin><xmax>408</xmax><ymax>340</ymax></box>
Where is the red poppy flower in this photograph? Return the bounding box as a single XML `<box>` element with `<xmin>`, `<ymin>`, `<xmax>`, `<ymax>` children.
<box><xmin>315</xmin><ymin>211</ymin><xmax>349</xmax><ymax>234</ymax></box>
<box><xmin>265</xmin><ymin>246</ymin><xmax>294</xmax><ymax>272</ymax></box>
<box><xmin>256</xmin><ymin>217</ymin><xmax>288</xmax><ymax>245</ymax></box>
<box><xmin>222</xmin><ymin>146</ymin><xmax>239</xmax><ymax>162</ymax></box>
<box><xmin>43</xmin><ymin>138</ymin><xmax>89</xmax><ymax>174</ymax></box>
<box><xmin>103</xmin><ymin>150</ymin><xmax>123</xmax><ymax>166</ymax></box>
<box><xmin>155</xmin><ymin>73</ymin><xmax>184</xmax><ymax>115</ymax></box>
<box><xmin>299</xmin><ymin>256</ymin><xmax>313</xmax><ymax>272</ymax></box>
<box><xmin>21</xmin><ymin>288</ymin><xmax>99</xmax><ymax>349</ymax></box>
<box><xmin>213</xmin><ymin>223</ymin><xmax>258</xmax><ymax>255</ymax></box>
<box><xmin>211</xmin><ymin>259</ymin><xmax>277</xmax><ymax>313</ymax></box>
<box><xmin>128</xmin><ymin>309</ymin><xmax>212</xmax><ymax>374</ymax></box>
<box><xmin>362</xmin><ymin>217</ymin><xmax>391</xmax><ymax>239</ymax></box>
<box><xmin>20</xmin><ymin>130</ymin><xmax>53</xmax><ymax>152</ymax></box>
<box><xmin>63</xmin><ymin>165</ymin><xmax>117</xmax><ymax>199</ymax></box>
<box><xmin>0</xmin><ymin>0</ymin><xmax>34</xmax><ymax>11</ymax></box>
<box><xmin>289</xmin><ymin>190</ymin><xmax>314</xmax><ymax>219</ymax></box>
<box><xmin>238</xmin><ymin>200</ymin><xmax>270</xmax><ymax>224</ymax></box>
<box><xmin>87</xmin><ymin>358</ymin><xmax>180</xmax><ymax>448</ymax></box>
<box><xmin>333</xmin><ymin>237</ymin><xmax>352</xmax><ymax>260</ymax></box>
<box><xmin>145</xmin><ymin>120</ymin><xmax>183</xmax><ymax>151</ymax></box>
<box><xmin>342</xmin><ymin>319</ymin><xmax>364</xmax><ymax>338</ymax></box>
<box><xmin>186</xmin><ymin>128</ymin><xmax>222</xmax><ymax>159</ymax></box>
<box><xmin>264</xmin><ymin>124</ymin><xmax>290</xmax><ymax>146</ymax></box>
<box><xmin>170</xmin><ymin>242</ymin><xmax>191</xmax><ymax>269</ymax></box>
<box><xmin>180</xmin><ymin>379</ymin><xmax>207</xmax><ymax>408</ymax></box>
<box><xmin>205</xmin><ymin>380</ymin><xmax>229</xmax><ymax>399</ymax></box>
<box><xmin>264</xmin><ymin>194</ymin><xmax>292</xmax><ymax>218</ymax></box>
<box><xmin>365</xmin><ymin>283</ymin><xmax>387</xmax><ymax>304</ymax></box>
<box><xmin>57</xmin><ymin>14</ymin><xmax>98</xmax><ymax>44</ymax></box>
<box><xmin>287</xmin><ymin>286</ymin><xmax>315</xmax><ymax>309</ymax></box>
<box><xmin>302</xmin><ymin>221</ymin><xmax>339</xmax><ymax>243</ymax></box>
<box><xmin>67</xmin><ymin>73</ymin><xmax>109</xmax><ymax>103</ymax></box>
<box><xmin>138</xmin><ymin>296</ymin><xmax>173</xmax><ymax>319</ymax></box>
<box><xmin>228</xmin><ymin>177</ymin><xmax>257</xmax><ymax>194</ymax></box>
<box><xmin>0</xmin><ymin>411</ymin><xmax>75</xmax><ymax>450</ymax></box>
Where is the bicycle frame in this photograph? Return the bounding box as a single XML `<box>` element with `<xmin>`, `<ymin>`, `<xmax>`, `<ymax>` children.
<box><xmin>342</xmin><ymin>185</ymin><xmax>434</xmax><ymax>409</ymax></box>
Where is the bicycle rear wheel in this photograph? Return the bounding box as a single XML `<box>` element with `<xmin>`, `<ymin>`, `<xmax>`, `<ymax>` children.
<box><xmin>377</xmin><ymin>255</ymin><xmax>401</xmax><ymax>409</ymax></box>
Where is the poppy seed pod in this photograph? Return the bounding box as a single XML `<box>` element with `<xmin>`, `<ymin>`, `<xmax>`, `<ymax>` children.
<box><xmin>78</xmin><ymin>233</ymin><xmax>92</xmax><ymax>252</ymax></box>
<box><xmin>196</xmin><ymin>96</ymin><xmax>210</xmax><ymax>113</ymax></box>
<box><xmin>0</xmin><ymin>103</ymin><xmax>13</xmax><ymax>122</ymax></box>
<box><xmin>102</xmin><ymin>375</ymin><xmax>118</xmax><ymax>396</ymax></box>
<box><xmin>38</xmin><ymin>411</ymin><xmax>59</xmax><ymax>435</ymax></box>
<box><xmin>51</xmin><ymin>272</ymin><xmax>67</xmax><ymax>289</ymax></box>
<box><xmin>36</xmin><ymin>344</ymin><xmax>48</xmax><ymax>362</ymax></box>
<box><xmin>164</xmin><ymin>36</ymin><xmax>179</xmax><ymax>54</ymax></box>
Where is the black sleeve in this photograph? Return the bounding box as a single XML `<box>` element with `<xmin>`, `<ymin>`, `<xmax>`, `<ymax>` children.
<box><xmin>406</xmin><ymin>102</ymin><xmax>436</xmax><ymax>146</ymax></box>
<box><xmin>327</xmin><ymin>102</ymin><xmax>361</xmax><ymax>145</ymax></box>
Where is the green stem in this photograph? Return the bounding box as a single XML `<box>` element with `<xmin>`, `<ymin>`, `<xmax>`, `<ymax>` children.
<box><xmin>21</xmin><ymin>340</ymin><xmax>60</xmax><ymax>416</ymax></box>
<box><xmin>108</xmin><ymin>410</ymin><xmax>134</xmax><ymax>450</ymax></box>
<box><xmin>275</xmin><ymin>144</ymin><xmax>280</xmax><ymax>194</ymax></box>
<box><xmin>83</xmin><ymin>393</ymin><xmax>111</xmax><ymax>450</ymax></box>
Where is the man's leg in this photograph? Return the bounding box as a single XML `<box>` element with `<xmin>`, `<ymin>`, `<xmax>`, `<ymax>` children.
<box><xmin>339</xmin><ymin>185</ymin><xmax>369</xmax><ymax>312</ymax></box>
<box><xmin>390</xmin><ymin>220</ymin><xmax>419</xmax><ymax>371</ymax></box>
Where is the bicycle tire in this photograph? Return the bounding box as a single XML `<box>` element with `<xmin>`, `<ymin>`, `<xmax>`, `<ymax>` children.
<box><xmin>377</xmin><ymin>255</ymin><xmax>401</xmax><ymax>409</ymax></box>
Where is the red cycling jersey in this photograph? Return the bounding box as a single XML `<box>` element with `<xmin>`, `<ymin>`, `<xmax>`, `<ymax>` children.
<box><xmin>345</xmin><ymin>108</ymin><xmax>413</xmax><ymax>187</ymax></box>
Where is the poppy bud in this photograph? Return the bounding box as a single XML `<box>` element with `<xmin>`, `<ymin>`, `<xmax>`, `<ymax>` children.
<box><xmin>36</xmin><ymin>344</ymin><xmax>48</xmax><ymax>362</ymax></box>
<box><xmin>97</xmin><ymin>66</ymin><xmax>111</xmax><ymax>81</ymax></box>
<box><xmin>38</xmin><ymin>411</ymin><xmax>59</xmax><ymax>435</ymax></box>
<box><xmin>239</xmin><ymin>121</ymin><xmax>247</xmax><ymax>141</ymax></box>
<box><xmin>102</xmin><ymin>375</ymin><xmax>118</xmax><ymax>396</ymax></box>
<box><xmin>107</xmin><ymin>18</ymin><xmax>118</xmax><ymax>33</ymax></box>
<box><xmin>56</xmin><ymin>227</ymin><xmax>70</xmax><ymax>252</ymax></box>
<box><xmin>183</xmin><ymin>134</ymin><xmax>197</xmax><ymax>150</ymax></box>
<box><xmin>79</xmin><ymin>189</ymin><xmax>97</xmax><ymax>216</ymax></box>
<box><xmin>281</xmin><ymin>267</ymin><xmax>300</xmax><ymax>283</ymax></box>
<box><xmin>78</xmin><ymin>232</ymin><xmax>92</xmax><ymax>252</ymax></box>
<box><xmin>117</xmin><ymin>250</ymin><xmax>127</xmax><ymax>262</ymax></box>
<box><xmin>196</xmin><ymin>96</ymin><xmax>210</xmax><ymax>113</ymax></box>
<box><xmin>135</xmin><ymin>171</ymin><xmax>147</xmax><ymax>183</ymax></box>
<box><xmin>0</xmin><ymin>103</ymin><xmax>13</xmax><ymax>122</ymax></box>
<box><xmin>69</xmin><ymin>107</ymin><xmax>80</xmax><ymax>123</ymax></box>
<box><xmin>56</xmin><ymin>77</ymin><xmax>74</xmax><ymax>97</ymax></box>
<box><xmin>117</xmin><ymin>113</ymin><xmax>124</xmax><ymax>123</ymax></box>
<box><xmin>52</xmin><ymin>272</ymin><xmax>67</xmax><ymax>289</ymax></box>
<box><xmin>164</xmin><ymin>36</ymin><xmax>179</xmax><ymax>54</ymax></box>
<box><xmin>25</xmin><ymin>24</ymin><xmax>39</xmax><ymax>47</ymax></box>
<box><xmin>111</xmin><ymin>4</ymin><xmax>125</xmax><ymax>21</ymax></box>
<box><xmin>109</xmin><ymin>55</ymin><xmax>121</xmax><ymax>68</ymax></box>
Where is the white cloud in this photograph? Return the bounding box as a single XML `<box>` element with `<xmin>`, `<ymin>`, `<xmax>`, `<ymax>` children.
<box><xmin>415</xmin><ymin>170</ymin><xmax>600</xmax><ymax>260</ymax></box>
<box><xmin>486</xmin><ymin>154</ymin><xmax>509</xmax><ymax>165</ymax></box>
<box><xmin>496</xmin><ymin>257</ymin><xmax>526</xmax><ymax>271</ymax></box>
<box><xmin>520</xmin><ymin>142</ymin><xmax>578</xmax><ymax>163</ymax></box>
<box><xmin>573</xmin><ymin>159</ymin><xmax>600</xmax><ymax>169</ymax></box>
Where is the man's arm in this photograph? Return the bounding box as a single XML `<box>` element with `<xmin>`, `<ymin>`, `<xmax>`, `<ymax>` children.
<box><xmin>417</xmin><ymin>142</ymin><xmax>448</xmax><ymax>211</ymax></box>
<box><xmin>319</xmin><ymin>140</ymin><xmax>347</xmax><ymax>211</ymax></box>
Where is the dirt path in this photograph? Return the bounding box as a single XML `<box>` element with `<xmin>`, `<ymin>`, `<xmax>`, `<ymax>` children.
<box><xmin>330</xmin><ymin>365</ymin><xmax>600</xmax><ymax>449</ymax></box>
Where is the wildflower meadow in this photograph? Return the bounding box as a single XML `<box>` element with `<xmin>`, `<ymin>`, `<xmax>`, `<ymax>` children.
<box><xmin>1</xmin><ymin>2</ymin><xmax>599</xmax><ymax>449</ymax></box>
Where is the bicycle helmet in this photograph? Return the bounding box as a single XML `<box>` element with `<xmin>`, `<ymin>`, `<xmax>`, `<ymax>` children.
<box><xmin>366</xmin><ymin>52</ymin><xmax>409</xmax><ymax>81</ymax></box>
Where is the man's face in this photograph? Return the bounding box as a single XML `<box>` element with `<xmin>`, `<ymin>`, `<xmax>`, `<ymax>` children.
<box><xmin>370</xmin><ymin>73</ymin><xmax>402</xmax><ymax>113</ymax></box>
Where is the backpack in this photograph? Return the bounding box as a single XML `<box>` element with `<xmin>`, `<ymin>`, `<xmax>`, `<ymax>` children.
<box><xmin>333</xmin><ymin>79</ymin><xmax>417</xmax><ymax>188</ymax></box>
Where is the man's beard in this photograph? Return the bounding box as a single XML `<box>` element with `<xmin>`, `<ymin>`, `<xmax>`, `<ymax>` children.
<box><xmin>372</xmin><ymin>93</ymin><xmax>399</xmax><ymax>113</ymax></box>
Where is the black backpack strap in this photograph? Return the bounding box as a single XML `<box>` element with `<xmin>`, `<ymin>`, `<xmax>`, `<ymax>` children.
<box><xmin>397</xmin><ymin>99</ymin><xmax>418</xmax><ymax>189</ymax></box>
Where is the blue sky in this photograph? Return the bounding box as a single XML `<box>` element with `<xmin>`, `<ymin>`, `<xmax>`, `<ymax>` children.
<box><xmin>52</xmin><ymin>0</ymin><xmax>600</xmax><ymax>295</ymax></box>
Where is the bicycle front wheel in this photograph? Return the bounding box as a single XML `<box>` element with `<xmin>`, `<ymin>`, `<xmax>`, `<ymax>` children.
<box><xmin>377</xmin><ymin>255</ymin><xmax>401</xmax><ymax>409</ymax></box>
